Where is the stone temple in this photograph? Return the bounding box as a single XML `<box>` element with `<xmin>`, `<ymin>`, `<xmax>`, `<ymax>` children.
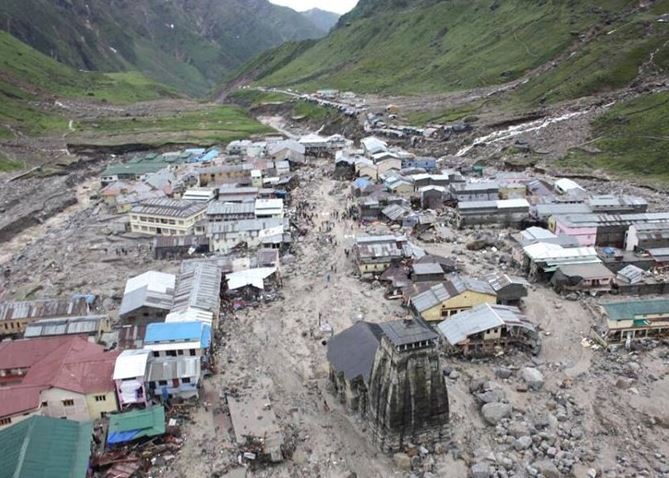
<box><xmin>327</xmin><ymin>318</ymin><xmax>449</xmax><ymax>452</ymax></box>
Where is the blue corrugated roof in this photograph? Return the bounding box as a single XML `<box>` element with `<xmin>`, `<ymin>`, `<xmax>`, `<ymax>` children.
<box><xmin>354</xmin><ymin>177</ymin><xmax>371</xmax><ymax>188</ymax></box>
<box><xmin>201</xmin><ymin>324</ymin><xmax>212</xmax><ymax>348</ymax></box>
<box><xmin>185</xmin><ymin>148</ymin><xmax>206</xmax><ymax>155</ymax></box>
<box><xmin>197</xmin><ymin>149</ymin><xmax>220</xmax><ymax>163</ymax></box>
<box><xmin>145</xmin><ymin>321</ymin><xmax>209</xmax><ymax>346</ymax></box>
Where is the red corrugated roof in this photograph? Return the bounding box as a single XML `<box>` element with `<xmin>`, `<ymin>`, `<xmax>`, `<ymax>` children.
<box><xmin>0</xmin><ymin>337</ymin><xmax>118</xmax><ymax>417</ymax></box>
<box><xmin>0</xmin><ymin>385</ymin><xmax>42</xmax><ymax>417</ymax></box>
<box><xmin>0</xmin><ymin>336</ymin><xmax>88</xmax><ymax>370</ymax></box>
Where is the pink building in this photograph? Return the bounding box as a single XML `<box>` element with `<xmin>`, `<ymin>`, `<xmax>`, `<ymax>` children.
<box><xmin>548</xmin><ymin>216</ymin><xmax>597</xmax><ymax>247</ymax></box>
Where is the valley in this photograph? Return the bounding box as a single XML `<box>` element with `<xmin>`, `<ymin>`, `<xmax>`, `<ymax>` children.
<box><xmin>0</xmin><ymin>0</ymin><xmax>668</xmax><ymax>477</ymax></box>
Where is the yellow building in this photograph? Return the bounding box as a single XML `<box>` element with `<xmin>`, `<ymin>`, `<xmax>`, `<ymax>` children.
<box><xmin>130</xmin><ymin>198</ymin><xmax>207</xmax><ymax>236</ymax></box>
<box><xmin>410</xmin><ymin>276</ymin><xmax>497</xmax><ymax>322</ymax></box>
<box><xmin>0</xmin><ymin>336</ymin><xmax>119</xmax><ymax>427</ymax></box>
<box><xmin>354</xmin><ymin>235</ymin><xmax>408</xmax><ymax>276</ymax></box>
<box><xmin>40</xmin><ymin>388</ymin><xmax>117</xmax><ymax>421</ymax></box>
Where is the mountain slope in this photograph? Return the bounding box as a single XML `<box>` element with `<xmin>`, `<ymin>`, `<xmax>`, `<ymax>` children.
<box><xmin>0</xmin><ymin>30</ymin><xmax>178</xmax><ymax>140</ymax></box>
<box><xmin>0</xmin><ymin>0</ymin><xmax>326</xmax><ymax>96</ymax></box>
<box><xmin>302</xmin><ymin>8</ymin><xmax>340</xmax><ymax>32</ymax></box>
<box><xmin>234</xmin><ymin>0</ymin><xmax>668</xmax><ymax>101</ymax></box>
<box><xmin>0</xmin><ymin>31</ymin><xmax>271</xmax><ymax>171</ymax></box>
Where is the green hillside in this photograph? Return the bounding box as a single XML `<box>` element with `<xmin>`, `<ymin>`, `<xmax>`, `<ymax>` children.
<box><xmin>0</xmin><ymin>0</ymin><xmax>328</xmax><ymax>96</ymax></box>
<box><xmin>562</xmin><ymin>91</ymin><xmax>669</xmax><ymax>181</ymax></box>
<box><xmin>236</xmin><ymin>0</ymin><xmax>667</xmax><ymax>101</ymax></box>
<box><xmin>0</xmin><ymin>32</ymin><xmax>272</xmax><ymax>169</ymax></box>
<box><xmin>0</xmin><ymin>31</ymin><xmax>178</xmax><ymax>139</ymax></box>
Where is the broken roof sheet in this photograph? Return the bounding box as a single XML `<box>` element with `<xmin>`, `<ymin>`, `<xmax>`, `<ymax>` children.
<box><xmin>226</xmin><ymin>267</ymin><xmax>277</xmax><ymax>291</ymax></box>
<box><xmin>484</xmin><ymin>272</ymin><xmax>529</xmax><ymax>291</ymax></box>
<box><xmin>228</xmin><ymin>396</ymin><xmax>284</xmax><ymax>455</ymax></box>
<box><xmin>107</xmin><ymin>406</ymin><xmax>165</xmax><ymax>445</ymax></box>
<box><xmin>616</xmin><ymin>265</ymin><xmax>646</xmax><ymax>284</ymax></box>
<box><xmin>113</xmin><ymin>349</ymin><xmax>150</xmax><ymax>379</ymax></box>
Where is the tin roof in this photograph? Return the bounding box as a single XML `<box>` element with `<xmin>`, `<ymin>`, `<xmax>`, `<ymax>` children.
<box><xmin>169</xmin><ymin>262</ymin><xmax>221</xmax><ymax>320</ymax></box>
<box><xmin>556</xmin><ymin>263</ymin><xmax>614</xmax><ymax>280</ymax></box>
<box><xmin>107</xmin><ymin>406</ymin><xmax>165</xmax><ymax>445</ymax></box>
<box><xmin>0</xmin><ymin>298</ymin><xmax>90</xmax><ymax>322</ymax></box>
<box><xmin>437</xmin><ymin>303</ymin><xmax>536</xmax><ymax>345</ymax></box>
<box><xmin>0</xmin><ymin>415</ymin><xmax>93</xmax><ymax>478</ymax></box>
<box><xmin>553</xmin><ymin>212</ymin><xmax>669</xmax><ymax>228</ymax></box>
<box><xmin>23</xmin><ymin>315</ymin><xmax>107</xmax><ymax>338</ymax></box>
<box><xmin>147</xmin><ymin>356</ymin><xmax>200</xmax><ymax>381</ymax></box>
<box><xmin>602</xmin><ymin>299</ymin><xmax>669</xmax><ymax>321</ymax></box>
<box><xmin>144</xmin><ymin>321</ymin><xmax>211</xmax><ymax>348</ymax></box>
<box><xmin>616</xmin><ymin>265</ymin><xmax>646</xmax><ymax>284</ymax></box>
<box><xmin>131</xmin><ymin>198</ymin><xmax>206</xmax><ymax>218</ymax></box>
<box><xmin>207</xmin><ymin>201</ymin><xmax>255</xmax><ymax>216</ymax></box>
<box><xmin>113</xmin><ymin>349</ymin><xmax>150</xmax><ymax>379</ymax></box>
<box><xmin>412</xmin><ymin>263</ymin><xmax>444</xmax><ymax>276</ymax></box>
<box><xmin>484</xmin><ymin>272</ymin><xmax>529</xmax><ymax>292</ymax></box>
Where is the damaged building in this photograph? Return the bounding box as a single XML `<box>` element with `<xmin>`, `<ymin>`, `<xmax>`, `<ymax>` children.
<box><xmin>327</xmin><ymin>318</ymin><xmax>449</xmax><ymax>453</ymax></box>
<box><xmin>437</xmin><ymin>304</ymin><xmax>541</xmax><ymax>357</ymax></box>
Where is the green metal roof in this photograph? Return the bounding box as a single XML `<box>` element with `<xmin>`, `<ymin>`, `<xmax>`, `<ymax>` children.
<box><xmin>602</xmin><ymin>299</ymin><xmax>669</xmax><ymax>321</ymax></box>
<box><xmin>107</xmin><ymin>405</ymin><xmax>165</xmax><ymax>445</ymax></box>
<box><xmin>0</xmin><ymin>415</ymin><xmax>93</xmax><ymax>478</ymax></box>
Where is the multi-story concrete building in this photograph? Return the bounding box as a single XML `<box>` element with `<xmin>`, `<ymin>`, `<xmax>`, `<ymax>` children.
<box><xmin>130</xmin><ymin>199</ymin><xmax>207</xmax><ymax>236</ymax></box>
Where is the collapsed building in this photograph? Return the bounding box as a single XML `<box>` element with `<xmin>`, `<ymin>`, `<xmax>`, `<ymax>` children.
<box><xmin>327</xmin><ymin>318</ymin><xmax>449</xmax><ymax>453</ymax></box>
<box><xmin>437</xmin><ymin>304</ymin><xmax>541</xmax><ymax>357</ymax></box>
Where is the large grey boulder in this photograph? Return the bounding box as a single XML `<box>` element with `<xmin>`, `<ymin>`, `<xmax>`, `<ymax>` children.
<box><xmin>471</xmin><ymin>462</ymin><xmax>492</xmax><ymax>478</ymax></box>
<box><xmin>533</xmin><ymin>459</ymin><xmax>560</xmax><ymax>478</ymax></box>
<box><xmin>481</xmin><ymin>402</ymin><xmax>512</xmax><ymax>425</ymax></box>
<box><xmin>521</xmin><ymin>367</ymin><xmax>544</xmax><ymax>391</ymax></box>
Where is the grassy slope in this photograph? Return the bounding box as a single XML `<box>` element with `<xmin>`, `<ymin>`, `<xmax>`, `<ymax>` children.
<box><xmin>227</xmin><ymin>89</ymin><xmax>294</xmax><ymax>107</ymax></box>
<box><xmin>251</xmin><ymin>0</ymin><xmax>625</xmax><ymax>94</ymax></box>
<box><xmin>71</xmin><ymin>106</ymin><xmax>273</xmax><ymax>146</ymax></box>
<box><xmin>0</xmin><ymin>31</ymin><xmax>181</xmax><ymax>140</ymax></box>
<box><xmin>0</xmin><ymin>32</ymin><xmax>273</xmax><ymax>168</ymax></box>
<box><xmin>562</xmin><ymin>92</ymin><xmax>669</xmax><ymax>181</ymax></box>
<box><xmin>227</xmin><ymin>89</ymin><xmax>334</xmax><ymax>122</ymax></box>
<box><xmin>510</xmin><ymin>1</ymin><xmax>669</xmax><ymax>105</ymax></box>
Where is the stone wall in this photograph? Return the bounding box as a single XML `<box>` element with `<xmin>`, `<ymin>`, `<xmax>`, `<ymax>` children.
<box><xmin>366</xmin><ymin>338</ymin><xmax>449</xmax><ymax>453</ymax></box>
